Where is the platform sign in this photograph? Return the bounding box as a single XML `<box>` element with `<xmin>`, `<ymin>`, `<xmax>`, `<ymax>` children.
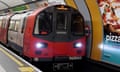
<box><xmin>97</xmin><ymin>0</ymin><xmax>120</xmax><ymax>65</ymax></box>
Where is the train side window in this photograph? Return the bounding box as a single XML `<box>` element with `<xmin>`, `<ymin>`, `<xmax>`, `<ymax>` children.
<box><xmin>34</xmin><ymin>12</ymin><xmax>52</xmax><ymax>35</ymax></box>
<box><xmin>9</xmin><ymin>20</ymin><xmax>15</xmax><ymax>31</ymax></box>
<box><xmin>9</xmin><ymin>20</ymin><xmax>20</xmax><ymax>32</ymax></box>
<box><xmin>71</xmin><ymin>13</ymin><xmax>84</xmax><ymax>35</ymax></box>
<box><xmin>15</xmin><ymin>20</ymin><xmax>20</xmax><ymax>32</ymax></box>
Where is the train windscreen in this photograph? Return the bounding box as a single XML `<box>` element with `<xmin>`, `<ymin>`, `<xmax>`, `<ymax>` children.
<box><xmin>34</xmin><ymin>12</ymin><xmax>52</xmax><ymax>35</ymax></box>
<box><xmin>71</xmin><ymin>13</ymin><xmax>84</xmax><ymax>35</ymax></box>
<box><xmin>34</xmin><ymin>5</ymin><xmax>84</xmax><ymax>37</ymax></box>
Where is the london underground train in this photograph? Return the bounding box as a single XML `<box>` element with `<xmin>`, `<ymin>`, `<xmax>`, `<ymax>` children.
<box><xmin>0</xmin><ymin>3</ymin><xmax>88</xmax><ymax>61</ymax></box>
<box><xmin>2</xmin><ymin>0</ymin><xmax>120</xmax><ymax>69</ymax></box>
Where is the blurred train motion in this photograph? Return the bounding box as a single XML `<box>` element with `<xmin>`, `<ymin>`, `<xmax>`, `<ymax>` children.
<box><xmin>0</xmin><ymin>2</ymin><xmax>88</xmax><ymax>62</ymax></box>
<box><xmin>0</xmin><ymin>0</ymin><xmax>120</xmax><ymax>69</ymax></box>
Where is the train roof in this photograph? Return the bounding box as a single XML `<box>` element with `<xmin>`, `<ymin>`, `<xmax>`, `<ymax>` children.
<box><xmin>11</xmin><ymin>11</ymin><xmax>33</xmax><ymax>20</ymax></box>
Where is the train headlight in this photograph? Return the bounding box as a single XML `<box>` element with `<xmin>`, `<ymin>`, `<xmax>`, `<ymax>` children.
<box><xmin>74</xmin><ymin>42</ymin><xmax>82</xmax><ymax>48</ymax></box>
<box><xmin>36</xmin><ymin>43</ymin><xmax>48</xmax><ymax>49</ymax></box>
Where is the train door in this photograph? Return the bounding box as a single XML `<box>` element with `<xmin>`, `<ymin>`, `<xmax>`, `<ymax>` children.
<box><xmin>16</xmin><ymin>12</ymin><xmax>31</xmax><ymax>53</ymax></box>
<box><xmin>53</xmin><ymin>11</ymin><xmax>69</xmax><ymax>55</ymax></box>
<box><xmin>16</xmin><ymin>13</ymin><xmax>25</xmax><ymax>49</ymax></box>
<box><xmin>15</xmin><ymin>14</ymin><xmax>24</xmax><ymax>52</ymax></box>
<box><xmin>8</xmin><ymin>14</ymin><xmax>20</xmax><ymax>50</ymax></box>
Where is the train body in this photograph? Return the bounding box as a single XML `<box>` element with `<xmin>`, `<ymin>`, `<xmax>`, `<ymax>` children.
<box><xmin>1</xmin><ymin>0</ymin><xmax>120</xmax><ymax>68</ymax></box>
<box><xmin>0</xmin><ymin>3</ymin><xmax>87</xmax><ymax>61</ymax></box>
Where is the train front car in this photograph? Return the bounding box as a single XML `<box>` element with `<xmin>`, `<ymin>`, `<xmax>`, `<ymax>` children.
<box><xmin>24</xmin><ymin>4</ymin><xmax>86</xmax><ymax>61</ymax></box>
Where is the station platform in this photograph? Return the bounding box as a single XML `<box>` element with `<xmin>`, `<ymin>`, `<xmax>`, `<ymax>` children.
<box><xmin>0</xmin><ymin>45</ymin><xmax>42</xmax><ymax>72</ymax></box>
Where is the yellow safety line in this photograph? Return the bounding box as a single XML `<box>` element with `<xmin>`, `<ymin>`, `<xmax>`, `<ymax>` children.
<box><xmin>0</xmin><ymin>48</ymin><xmax>35</xmax><ymax>72</ymax></box>
<box><xmin>19</xmin><ymin>67</ymin><xmax>34</xmax><ymax>72</ymax></box>
<box><xmin>65</xmin><ymin>0</ymin><xmax>77</xmax><ymax>9</ymax></box>
<box><xmin>0</xmin><ymin>48</ymin><xmax>24</xmax><ymax>66</ymax></box>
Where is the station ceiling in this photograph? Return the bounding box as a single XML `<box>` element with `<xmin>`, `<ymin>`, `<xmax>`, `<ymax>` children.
<box><xmin>0</xmin><ymin>0</ymin><xmax>40</xmax><ymax>11</ymax></box>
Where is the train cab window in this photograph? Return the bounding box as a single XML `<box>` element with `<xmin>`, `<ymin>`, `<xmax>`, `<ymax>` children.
<box><xmin>34</xmin><ymin>12</ymin><xmax>52</xmax><ymax>35</ymax></box>
<box><xmin>71</xmin><ymin>13</ymin><xmax>84</xmax><ymax>35</ymax></box>
<box><xmin>56</xmin><ymin>13</ymin><xmax>67</xmax><ymax>34</ymax></box>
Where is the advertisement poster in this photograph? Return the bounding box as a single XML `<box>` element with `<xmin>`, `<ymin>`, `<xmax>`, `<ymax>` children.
<box><xmin>97</xmin><ymin>0</ymin><xmax>120</xmax><ymax>64</ymax></box>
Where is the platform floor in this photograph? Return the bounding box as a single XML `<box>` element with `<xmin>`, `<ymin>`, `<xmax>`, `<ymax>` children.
<box><xmin>0</xmin><ymin>45</ymin><xmax>42</xmax><ymax>72</ymax></box>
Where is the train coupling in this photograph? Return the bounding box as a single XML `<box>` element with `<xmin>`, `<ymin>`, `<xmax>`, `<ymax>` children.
<box><xmin>53</xmin><ymin>62</ymin><xmax>73</xmax><ymax>71</ymax></box>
